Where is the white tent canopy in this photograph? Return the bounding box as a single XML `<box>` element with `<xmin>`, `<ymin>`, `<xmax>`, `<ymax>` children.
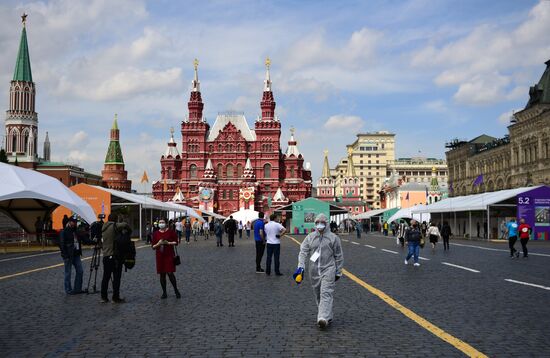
<box><xmin>351</xmin><ymin>208</ymin><xmax>391</xmax><ymax>220</ymax></box>
<box><xmin>92</xmin><ymin>186</ymin><xmax>203</xmax><ymax>221</ymax></box>
<box><xmin>201</xmin><ymin>210</ymin><xmax>226</xmax><ymax>220</ymax></box>
<box><xmin>224</xmin><ymin>209</ymin><xmax>260</xmax><ymax>223</ymax></box>
<box><xmin>0</xmin><ymin>163</ymin><xmax>96</xmax><ymax>231</ymax></box>
<box><xmin>387</xmin><ymin>205</ymin><xmax>430</xmax><ymax>224</ymax></box>
<box><xmin>411</xmin><ymin>186</ymin><xmax>541</xmax><ymax>214</ymax></box>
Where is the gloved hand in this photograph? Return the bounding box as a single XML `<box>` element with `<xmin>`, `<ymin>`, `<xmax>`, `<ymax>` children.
<box><xmin>335</xmin><ymin>275</ymin><xmax>341</xmax><ymax>282</ymax></box>
<box><xmin>293</xmin><ymin>267</ymin><xmax>304</xmax><ymax>284</ymax></box>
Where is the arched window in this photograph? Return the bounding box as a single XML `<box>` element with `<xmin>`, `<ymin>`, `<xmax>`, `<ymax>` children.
<box><xmin>264</xmin><ymin>163</ymin><xmax>272</xmax><ymax>178</ymax></box>
<box><xmin>23</xmin><ymin>131</ymin><xmax>29</xmax><ymax>153</ymax></box>
<box><xmin>237</xmin><ymin>144</ymin><xmax>241</xmax><ymax>152</ymax></box>
<box><xmin>217</xmin><ymin>164</ymin><xmax>223</xmax><ymax>178</ymax></box>
<box><xmin>218</xmin><ymin>144</ymin><xmax>223</xmax><ymax>152</ymax></box>
<box><xmin>290</xmin><ymin>166</ymin><xmax>295</xmax><ymax>178</ymax></box>
<box><xmin>167</xmin><ymin>167</ymin><xmax>173</xmax><ymax>179</ymax></box>
<box><xmin>228</xmin><ymin>144</ymin><xmax>233</xmax><ymax>152</ymax></box>
<box><xmin>209</xmin><ymin>145</ymin><xmax>213</xmax><ymax>153</ymax></box>
<box><xmin>11</xmin><ymin>133</ymin><xmax>17</xmax><ymax>152</ymax></box>
<box><xmin>226</xmin><ymin>164</ymin><xmax>234</xmax><ymax>178</ymax></box>
<box><xmin>190</xmin><ymin>164</ymin><xmax>197</xmax><ymax>178</ymax></box>
<box><xmin>237</xmin><ymin>164</ymin><xmax>243</xmax><ymax>178</ymax></box>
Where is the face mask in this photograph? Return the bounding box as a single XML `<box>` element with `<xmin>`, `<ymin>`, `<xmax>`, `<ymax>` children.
<box><xmin>316</xmin><ymin>223</ymin><xmax>326</xmax><ymax>231</ymax></box>
<box><xmin>159</xmin><ymin>223</ymin><xmax>166</xmax><ymax>229</ymax></box>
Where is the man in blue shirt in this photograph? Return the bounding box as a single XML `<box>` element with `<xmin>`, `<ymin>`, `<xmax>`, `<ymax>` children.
<box><xmin>253</xmin><ymin>212</ymin><xmax>266</xmax><ymax>273</ymax></box>
<box><xmin>506</xmin><ymin>218</ymin><xmax>519</xmax><ymax>258</ymax></box>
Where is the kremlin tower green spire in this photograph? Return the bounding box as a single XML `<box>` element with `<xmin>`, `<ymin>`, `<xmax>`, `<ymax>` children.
<box><xmin>104</xmin><ymin>114</ymin><xmax>124</xmax><ymax>164</ymax></box>
<box><xmin>13</xmin><ymin>13</ymin><xmax>33</xmax><ymax>82</ymax></box>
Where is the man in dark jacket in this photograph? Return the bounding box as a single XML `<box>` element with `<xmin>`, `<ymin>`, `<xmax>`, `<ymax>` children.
<box><xmin>404</xmin><ymin>220</ymin><xmax>422</xmax><ymax>267</ymax></box>
<box><xmin>60</xmin><ymin>217</ymin><xmax>93</xmax><ymax>294</ymax></box>
<box><xmin>100</xmin><ymin>214</ymin><xmax>132</xmax><ymax>303</ymax></box>
<box><xmin>224</xmin><ymin>216</ymin><xmax>238</xmax><ymax>247</ymax></box>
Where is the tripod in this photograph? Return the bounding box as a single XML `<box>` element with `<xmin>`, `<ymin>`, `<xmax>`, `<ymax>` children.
<box><xmin>86</xmin><ymin>242</ymin><xmax>102</xmax><ymax>294</ymax></box>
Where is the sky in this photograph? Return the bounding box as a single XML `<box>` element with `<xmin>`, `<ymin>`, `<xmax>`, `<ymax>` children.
<box><xmin>1</xmin><ymin>0</ymin><xmax>550</xmax><ymax>191</ymax></box>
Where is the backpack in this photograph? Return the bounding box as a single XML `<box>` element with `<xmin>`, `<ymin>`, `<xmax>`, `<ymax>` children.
<box><xmin>113</xmin><ymin>225</ymin><xmax>136</xmax><ymax>271</ymax></box>
<box><xmin>215</xmin><ymin>223</ymin><xmax>223</xmax><ymax>236</ymax></box>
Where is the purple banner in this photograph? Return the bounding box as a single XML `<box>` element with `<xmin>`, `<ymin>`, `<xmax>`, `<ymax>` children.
<box><xmin>517</xmin><ymin>186</ymin><xmax>550</xmax><ymax>241</ymax></box>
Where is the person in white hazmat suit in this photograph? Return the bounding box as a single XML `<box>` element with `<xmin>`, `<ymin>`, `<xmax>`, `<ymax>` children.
<box><xmin>296</xmin><ymin>213</ymin><xmax>344</xmax><ymax>329</ymax></box>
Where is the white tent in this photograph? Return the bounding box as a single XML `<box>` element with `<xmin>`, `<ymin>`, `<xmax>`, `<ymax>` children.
<box><xmin>411</xmin><ymin>186</ymin><xmax>541</xmax><ymax>214</ymax></box>
<box><xmin>92</xmin><ymin>186</ymin><xmax>203</xmax><ymax>220</ymax></box>
<box><xmin>224</xmin><ymin>209</ymin><xmax>260</xmax><ymax>224</ymax></box>
<box><xmin>201</xmin><ymin>210</ymin><xmax>226</xmax><ymax>220</ymax></box>
<box><xmin>387</xmin><ymin>205</ymin><xmax>430</xmax><ymax>224</ymax></box>
<box><xmin>0</xmin><ymin>163</ymin><xmax>96</xmax><ymax>231</ymax></box>
<box><xmin>351</xmin><ymin>208</ymin><xmax>392</xmax><ymax>220</ymax></box>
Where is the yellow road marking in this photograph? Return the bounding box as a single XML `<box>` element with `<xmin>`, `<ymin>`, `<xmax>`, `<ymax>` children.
<box><xmin>0</xmin><ymin>245</ymin><xmax>150</xmax><ymax>281</ymax></box>
<box><xmin>285</xmin><ymin>235</ymin><xmax>487</xmax><ymax>358</ymax></box>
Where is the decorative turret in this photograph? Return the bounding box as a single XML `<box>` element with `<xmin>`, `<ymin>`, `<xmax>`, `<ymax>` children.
<box><xmin>43</xmin><ymin>131</ymin><xmax>50</xmax><ymax>162</ymax></box>
<box><xmin>102</xmin><ymin>114</ymin><xmax>131</xmax><ymax>192</ymax></box>
<box><xmin>242</xmin><ymin>158</ymin><xmax>256</xmax><ymax>181</ymax></box>
<box><xmin>5</xmin><ymin>13</ymin><xmax>38</xmax><ymax>166</ymax></box>
<box><xmin>341</xmin><ymin>147</ymin><xmax>360</xmax><ymax>200</ymax></box>
<box><xmin>525</xmin><ymin>59</ymin><xmax>550</xmax><ymax>109</ymax></box>
<box><xmin>165</xmin><ymin>127</ymin><xmax>180</xmax><ymax>158</ymax></box>
<box><xmin>317</xmin><ymin>150</ymin><xmax>335</xmax><ymax>201</ymax></box>
<box><xmin>260</xmin><ymin>57</ymin><xmax>276</xmax><ymax>121</ymax></box>
<box><xmin>104</xmin><ymin>114</ymin><xmax>123</xmax><ymax>164</ymax></box>
<box><xmin>285</xmin><ymin>127</ymin><xmax>301</xmax><ymax>157</ymax></box>
<box><xmin>202</xmin><ymin>158</ymin><xmax>217</xmax><ymax>181</ymax></box>
<box><xmin>188</xmin><ymin>58</ymin><xmax>204</xmax><ymax>122</ymax></box>
<box><xmin>272</xmin><ymin>187</ymin><xmax>288</xmax><ymax>205</ymax></box>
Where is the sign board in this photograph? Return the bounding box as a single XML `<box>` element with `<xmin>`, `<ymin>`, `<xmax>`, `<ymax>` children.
<box><xmin>517</xmin><ymin>186</ymin><xmax>550</xmax><ymax>241</ymax></box>
<box><xmin>291</xmin><ymin>198</ymin><xmax>330</xmax><ymax>235</ymax></box>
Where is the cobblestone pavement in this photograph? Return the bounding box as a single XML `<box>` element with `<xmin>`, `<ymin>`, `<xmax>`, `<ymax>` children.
<box><xmin>1</xmin><ymin>232</ymin><xmax>549</xmax><ymax>357</ymax></box>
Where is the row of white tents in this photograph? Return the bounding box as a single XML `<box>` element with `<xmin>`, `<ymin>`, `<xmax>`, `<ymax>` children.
<box><xmin>0</xmin><ymin>163</ymin><xmax>223</xmax><ymax>237</ymax></box>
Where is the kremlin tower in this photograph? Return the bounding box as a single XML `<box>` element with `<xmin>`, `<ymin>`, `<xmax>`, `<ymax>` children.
<box><xmin>4</xmin><ymin>14</ymin><xmax>38</xmax><ymax>167</ymax></box>
<box><xmin>102</xmin><ymin>114</ymin><xmax>131</xmax><ymax>192</ymax></box>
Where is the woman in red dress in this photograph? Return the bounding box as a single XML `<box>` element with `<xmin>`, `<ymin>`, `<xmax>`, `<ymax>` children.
<box><xmin>152</xmin><ymin>218</ymin><xmax>181</xmax><ymax>299</ymax></box>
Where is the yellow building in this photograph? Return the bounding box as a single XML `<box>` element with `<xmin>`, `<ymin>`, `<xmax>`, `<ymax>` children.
<box><xmin>333</xmin><ymin>132</ymin><xmax>395</xmax><ymax>209</ymax></box>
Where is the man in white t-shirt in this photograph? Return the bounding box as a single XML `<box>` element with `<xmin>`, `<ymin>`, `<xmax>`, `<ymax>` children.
<box><xmin>175</xmin><ymin>219</ymin><xmax>183</xmax><ymax>243</ymax></box>
<box><xmin>264</xmin><ymin>213</ymin><xmax>287</xmax><ymax>276</ymax></box>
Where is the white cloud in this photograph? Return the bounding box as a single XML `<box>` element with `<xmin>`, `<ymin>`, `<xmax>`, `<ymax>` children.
<box><xmin>68</xmin><ymin>130</ymin><xmax>89</xmax><ymax>149</ymax></box>
<box><xmin>411</xmin><ymin>1</ymin><xmax>550</xmax><ymax>106</ymax></box>
<box><xmin>497</xmin><ymin>109</ymin><xmax>521</xmax><ymax>126</ymax></box>
<box><xmin>324</xmin><ymin>115</ymin><xmax>364</xmax><ymax>131</ymax></box>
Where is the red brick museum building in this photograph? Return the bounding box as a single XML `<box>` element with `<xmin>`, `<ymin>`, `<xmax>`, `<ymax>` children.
<box><xmin>152</xmin><ymin>60</ymin><xmax>312</xmax><ymax>215</ymax></box>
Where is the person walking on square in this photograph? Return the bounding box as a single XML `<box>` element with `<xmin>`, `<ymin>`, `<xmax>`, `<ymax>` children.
<box><xmin>175</xmin><ymin>218</ymin><xmax>183</xmax><ymax>244</ymax></box>
<box><xmin>404</xmin><ymin>220</ymin><xmax>422</xmax><ymax>267</ymax></box>
<box><xmin>441</xmin><ymin>221</ymin><xmax>452</xmax><ymax>251</ymax></box>
<box><xmin>355</xmin><ymin>221</ymin><xmax>362</xmax><ymax>239</ymax></box>
<box><xmin>383</xmin><ymin>221</ymin><xmax>389</xmax><ymax>236</ymax></box>
<box><xmin>254</xmin><ymin>212</ymin><xmax>266</xmax><ymax>273</ymax></box>
<box><xmin>184</xmin><ymin>219</ymin><xmax>191</xmax><ymax>244</ymax></box>
<box><xmin>506</xmin><ymin>218</ymin><xmax>520</xmax><ymax>258</ymax></box>
<box><xmin>246</xmin><ymin>221</ymin><xmax>251</xmax><ymax>239</ymax></box>
<box><xmin>518</xmin><ymin>218</ymin><xmax>531</xmax><ymax>258</ymax></box>
<box><xmin>214</xmin><ymin>220</ymin><xmax>224</xmax><ymax>247</ymax></box>
<box><xmin>295</xmin><ymin>213</ymin><xmax>344</xmax><ymax>329</ymax></box>
<box><xmin>203</xmin><ymin>219</ymin><xmax>210</xmax><ymax>240</ymax></box>
<box><xmin>427</xmin><ymin>222</ymin><xmax>441</xmax><ymax>250</ymax></box>
<box><xmin>100</xmin><ymin>214</ymin><xmax>131</xmax><ymax>303</ymax></box>
<box><xmin>59</xmin><ymin>217</ymin><xmax>93</xmax><ymax>295</ymax></box>
<box><xmin>264</xmin><ymin>214</ymin><xmax>286</xmax><ymax>276</ymax></box>
<box><xmin>224</xmin><ymin>216</ymin><xmax>238</xmax><ymax>247</ymax></box>
<box><xmin>396</xmin><ymin>220</ymin><xmax>408</xmax><ymax>248</ymax></box>
<box><xmin>152</xmin><ymin>218</ymin><xmax>181</xmax><ymax>299</ymax></box>
<box><xmin>238</xmin><ymin>221</ymin><xmax>243</xmax><ymax>239</ymax></box>
<box><xmin>192</xmin><ymin>220</ymin><xmax>200</xmax><ymax>241</ymax></box>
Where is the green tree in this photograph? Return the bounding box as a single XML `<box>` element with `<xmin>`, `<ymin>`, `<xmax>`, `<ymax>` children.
<box><xmin>0</xmin><ymin>149</ymin><xmax>8</xmax><ymax>163</ymax></box>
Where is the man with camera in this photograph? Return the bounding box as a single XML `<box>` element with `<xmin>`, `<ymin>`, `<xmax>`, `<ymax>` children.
<box><xmin>60</xmin><ymin>217</ymin><xmax>94</xmax><ymax>295</ymax></box>
<box><xmin>100</xmin><ymin>214</ymin><xmax>132</xmax><ymax>303</ymax></box>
